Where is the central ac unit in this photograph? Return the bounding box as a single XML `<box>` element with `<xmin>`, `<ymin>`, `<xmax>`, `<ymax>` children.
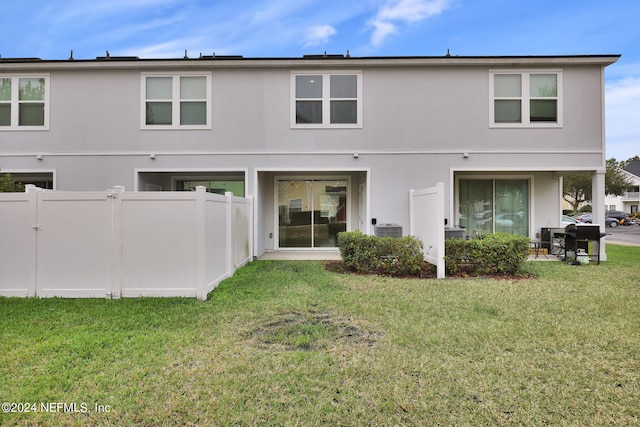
<box><xmin>374</xmin><ymin>223</ymin><xmax>402</xmax><ymax>238</ymax></box>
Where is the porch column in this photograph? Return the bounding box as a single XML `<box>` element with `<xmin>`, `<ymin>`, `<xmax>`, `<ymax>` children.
<box><xmin>591</xmin><ymin>171</ymin><xmax>607</xmax><ymax>261</ymax></box>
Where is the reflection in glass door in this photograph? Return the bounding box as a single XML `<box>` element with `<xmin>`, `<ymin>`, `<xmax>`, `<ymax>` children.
<box><xmin>278</xmin><ymin>179</ymin><xmax>348</xmax><ymax>248</ymax></box>
<box><xmin>458</xmin><ymin>178</ymin><xmax>529</xmax><ymax>237</ymax></box>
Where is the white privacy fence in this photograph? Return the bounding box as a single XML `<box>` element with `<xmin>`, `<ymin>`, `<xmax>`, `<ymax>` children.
<box><xmin>409</xmin><ymin>182</ymin><xmax>445</xmax><ymax>278</ymax></box>
<box><xmin>0</xmin><ymin>186</ymin><xmax>252</xmax><ymax>300</ymax></box>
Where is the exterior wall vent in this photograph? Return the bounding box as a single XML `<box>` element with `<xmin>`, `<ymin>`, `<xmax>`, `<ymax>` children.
<box><xmin>374</xmin><ymin>223</ymin><xmax>403</xmax><ymax>238</ymax></box>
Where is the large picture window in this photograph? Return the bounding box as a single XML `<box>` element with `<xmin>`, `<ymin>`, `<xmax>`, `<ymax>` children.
<box><xmin>490</xmin><ymin>71</ymin><xmax>561</xmax><ymax>127</ymax></box>
<box><xmin>142</xmin><ymin>73</ymin><xmax>211</xmax><ymax>129</ymax></box>
<box><xmin>0</xmin><ymin>75</ymin><xmax>49</xmax><ymax>130</ymax></box>
<box><xmin>292</xmin><ymin>71</ymin><xmax>362</xmax><ymax>128</ymax></box>
<box><xmin>458</xmin><ymin>178</ymin><xmax>530</xmax><ymax>237</ymax></box>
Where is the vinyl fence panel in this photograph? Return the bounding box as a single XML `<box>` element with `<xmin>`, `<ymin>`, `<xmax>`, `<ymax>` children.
<box><xmin>231</xmin><ymin>195</ymin><xmax>253</xmax><ymax>268</ymax></box>
<box><xmin>202</xmin><ymin>193</ymin><xmax>234</xmax><ymax>299</ymax></box>
<box><xmin>0</xmin><ymin>186</ymin><xmax>252</xmax><ymax>300</ymax></box>
<box><xmin>409</xmin><ymin>183</ymin><xmax>445</xmax><ymax>278</ymax></box>
<box><xmin>119</xmin><ymin>191</ymin><xmax>201</xmax><ymax>298</ymax></box>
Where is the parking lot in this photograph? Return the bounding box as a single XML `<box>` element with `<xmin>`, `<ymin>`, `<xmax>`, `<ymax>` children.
<box><xmin>605</xmin><ymin>223</ymin><xmax>640</xmax><ymax>246</ymax></box>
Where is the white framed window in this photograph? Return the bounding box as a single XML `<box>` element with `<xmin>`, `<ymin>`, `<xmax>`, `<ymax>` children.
<box><xmin>291</xmin><ymin>71</ymin><xmax>362</xmax><ymax>128</ymax></box>
<box><xmin>141</xmin><ymin>72</ymin><xmax>211</xmax><ymax>129</ymax></box>
<box><xmin>0</xmin><ymin>75</ymin><xmax>50</xmax><ymax>130</ymax></box>
<box><xmin>490</xmin><ymin>70</ymin><xmax>562</xmax><ymax>128</ymax></box>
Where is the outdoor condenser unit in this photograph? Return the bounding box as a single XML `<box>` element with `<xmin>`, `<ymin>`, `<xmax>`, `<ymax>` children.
<box><xmin>374</xmin><ymin>223</ymin><xmax>403</xmax><ymax>238</ymax></box>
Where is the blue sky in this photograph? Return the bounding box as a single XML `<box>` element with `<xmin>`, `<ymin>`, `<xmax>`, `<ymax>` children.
<box><xmin>1</xmin><ymin>0</ymin><xmax>638</xmax><ymax>161</ymax></box>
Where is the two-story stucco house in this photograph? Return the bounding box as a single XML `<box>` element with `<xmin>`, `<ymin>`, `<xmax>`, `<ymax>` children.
<box><xmin>605</xmin><ymin>160</ymin><xmax>640</xmax><ymax>215</ymax></box>
<box><xmin>0</xmin><ymin>53</ymin><xmax>619</xmax><ymax>259</ymax></box>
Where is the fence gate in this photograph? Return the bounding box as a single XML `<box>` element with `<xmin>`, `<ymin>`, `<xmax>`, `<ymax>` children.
<box><xmin>36</xmin><ymin>191</ymin><xmax>114</xmax><ymax>298</ymax></box>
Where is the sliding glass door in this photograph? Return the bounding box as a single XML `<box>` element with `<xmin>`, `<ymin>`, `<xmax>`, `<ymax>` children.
<box><xmin>277</xmin><ymin>179</ymin><xmax>348</xmax><ymax>248</ymax></box>
<box><xmin>458</xmin><ymin>178</ymin><xmax>529</xmax><ymax>237</ymax></box>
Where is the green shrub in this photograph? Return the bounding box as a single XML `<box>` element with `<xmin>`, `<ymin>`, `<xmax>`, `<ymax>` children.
<box><xmin>0</xmin><ymin>173</ymin><xmax>25</xmax><ymax>193</ymax></box>
<box><xmin>337</xmin><ymin>231</ymin><xmax>424</xmax><ymax>277</ymax></box>
<box><xmin>444</xmin><ymin>233</ymin><xmax>530</xmax><ymax>276</ymax></box>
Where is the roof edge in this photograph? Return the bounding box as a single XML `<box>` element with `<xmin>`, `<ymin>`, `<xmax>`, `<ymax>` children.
<box><xmin>0</xmin><ymin>54</ymin><xmax>622</xmax><ymax>70</ymax></box>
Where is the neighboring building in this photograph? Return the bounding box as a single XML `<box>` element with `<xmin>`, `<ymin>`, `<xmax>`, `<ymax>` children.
<box><xmin>605</xmin><ymin>160</ymin><xmax>640</xmax><ymax>214</ymax></box>
<box><xmin>0</xmin><ymin>53</ymin><xmax>619</xmax><ymax>258</ymax></box>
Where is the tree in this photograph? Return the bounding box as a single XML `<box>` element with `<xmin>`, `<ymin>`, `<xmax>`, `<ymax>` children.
<box><xmin>562</xmin><ymin>158</ymin><xmax>634</xmax><ymax>214</ymax></box>
<box><xmin>0</xmin><ymin>172</ymin><xmax>25</xmax><ymax>192</ymax></box>
<box><xmin>617</xmin><ymin>155</ymin><xmax>640</xmax><ymax>169</ymax></box>
<box><xmin>605</xmin><ymin>158</ymin><xmax>633</xmax><ymax>196</ymax></box>
<box><xmin>563</xmin><ymin>173</ymin><xmax>592</xmax><ymax>215</ymax></box>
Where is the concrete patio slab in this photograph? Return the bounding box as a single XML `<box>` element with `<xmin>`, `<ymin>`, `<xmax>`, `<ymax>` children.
<box><xmin>258</xmin><ymin>251</ymin><xmax>342</xmax><ymax>261</ymax></box>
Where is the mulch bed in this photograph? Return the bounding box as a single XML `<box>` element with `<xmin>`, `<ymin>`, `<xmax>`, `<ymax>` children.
<box><xmin>324</xmin><ymin>260</ymin><xmax>533</xmax><ymax>281</ymax></box>
<box><xmin>323</xmin><ymin>260</ymin><xmax>438</xmax><ymax>279</ymax></box>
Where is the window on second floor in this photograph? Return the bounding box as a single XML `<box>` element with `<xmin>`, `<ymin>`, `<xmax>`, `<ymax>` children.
<box><xmin>490</xmin><ymin>70</ymin><xmax>562</xmax><ymax>128</ymax></box>
<box><xmin>141</xmin><ymin>73</ymin><xmax>211</xmax><ymax>129</ymax></box>
<box><xmin>0</xmin><ymin>75</ymin><xmax>49</xmax><ymax>130</ymax></box>
<box><xmin>291</xmin><ymin>71</ymin><xmax>362</xmax><ymax>128</ymax></box>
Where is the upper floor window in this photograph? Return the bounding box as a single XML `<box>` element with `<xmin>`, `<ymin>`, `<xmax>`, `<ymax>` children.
<box><xmin>0</xmin><ymin>75</ymin><xmax>49</xmax><ymax>130</ymax></box>
<box><xmin>291</xmin><ymin>71</ymin><xmax>362</xmax><ymax>128</ymax></box>
<box><xmin>141</xmin><ymin>73</ymin><xmax>211</xmax><ymax>129</ymax></box>
<box><xmin>490</xmin><ymin>70</ymin><xmax>562</xmax><ymax>128</ymax></box>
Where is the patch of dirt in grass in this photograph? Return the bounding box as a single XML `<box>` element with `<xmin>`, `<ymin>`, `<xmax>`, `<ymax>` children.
<box><xmin>251</xmin><ymin>311</ymin><xmax>380</xmax><ymax>352</ymax></box>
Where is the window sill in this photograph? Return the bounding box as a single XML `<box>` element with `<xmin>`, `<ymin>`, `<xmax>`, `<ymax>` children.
<box><xmin>0</xmin><ymin>127</ymin><xmax>49</xmax><ymax>131</ymax></box>
<box><xmin>490</xmin><ymin>123</ymin><xmax>562</xmax><ymax>129</ymax></box>
<box><xmin>140</xmin><ymin>125</ymin><xmax>212</xmax><ymax>131</ymax></box>
<box><xmin>291</xmin><ymin>124</ymin><xmax>362</xmax><ymax>130</ymax></box>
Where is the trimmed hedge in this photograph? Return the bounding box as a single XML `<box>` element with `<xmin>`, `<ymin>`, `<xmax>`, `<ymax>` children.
<box><xmin>337</xmin><ymin>231</ymin><xmax>424</xmax><ymax>277</ymax></box>
<box><xmin>444</xmin><ymin>232</ymin><xmax>530</xmax><ymax>276</ymax></box>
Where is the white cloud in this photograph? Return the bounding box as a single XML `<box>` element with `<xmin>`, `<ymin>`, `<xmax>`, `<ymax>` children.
<box><xmin>304</xmin><ymin>25</ymin><xmax>338</xmax><ymax>47</ymax></box>
<box><xmin>370</xmin><ymin>21</ymin><xmax>398</xmax><ymax>47</ymax></box>
<box><xmin>369</xmin><ymin>0</ymin><xmax>451</xmax><ymax>46</ymax></box>
<box><xmin>606</xmin><ymin>75</ymin><xmax>640</xmax><ymax>159</ymax></box>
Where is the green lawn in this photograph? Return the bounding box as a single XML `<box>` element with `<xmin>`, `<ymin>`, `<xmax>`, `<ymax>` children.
<box><xmin>1</xmin><ymin>245</ymin><xmax>639</xmax><ymax>426</ymax></box>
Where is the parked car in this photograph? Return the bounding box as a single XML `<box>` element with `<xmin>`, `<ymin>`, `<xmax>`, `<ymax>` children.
<box><xmin>575</xmin><ymin>213</ymin><xmax>592</xmax><ymax>223</ymax></box>
<box><xmin>606</xmin><ymin>217</ymin><xmax>619</xmax><ymax>228</ymax></box>
<box><xmin>562</xmin><ymin>215</ymin><xmax>577</xmax><ymax>226</ymax></box>
<box><xmin>605</xmin><ymin>210</ymin><xmax>631</xmax><ymax>225</ymax></box>
<box><xmin>573</xmin><ymin>212</ymin><xmax>619</xmax><ymax>227</ymax></box>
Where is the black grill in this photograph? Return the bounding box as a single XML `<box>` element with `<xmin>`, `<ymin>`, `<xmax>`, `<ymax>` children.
<box><xmin>555</xmin><ymin>224</ymin><xmax>606</xmax><ymax>264</ymax></box>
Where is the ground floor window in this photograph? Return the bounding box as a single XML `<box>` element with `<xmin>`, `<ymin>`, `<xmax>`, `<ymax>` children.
<box><xmin>458</xmin><ymin>178</ymin><xmax>529</xmax><ymax>237</ymax></box>
<box><xmin>1</xmin><ymin>172</ymin><xmax>54</xmax><ymax>190</ymax></box>
<box><xmin>138</xmin><ymin>171</ymin><xmax>245</xmax><ymax>196</ymax></box>
<box><xmin>175</xmin><ymin>178</ymin><xmax>244</xmax><ymax>196</ymax></box>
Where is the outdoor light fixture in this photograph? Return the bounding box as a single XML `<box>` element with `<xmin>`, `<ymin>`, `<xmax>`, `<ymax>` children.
<box><xmin>463</xmin><ymin>152</ymin><xmax>469</xmax><ymax>158</ymax></box>
<box><xmin>353</xmin><ymin>153</ymin><xmax>359</xmax><ymax>159</ymax></box>
<box><xmin>36</xmin><ymin>154</ymin><xmax>43</xmax><ymax>160</ymax></box>
<box><xmin>149</xmin><ymin>154</ymin><xmax>156</xmax><ymax>160</ymax></box>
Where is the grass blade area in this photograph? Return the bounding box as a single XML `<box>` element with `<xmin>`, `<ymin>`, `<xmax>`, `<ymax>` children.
<box><xmin>1</xmin><ymin>245</ymin><xmax>639</xmax><ymax>425</ymax></box>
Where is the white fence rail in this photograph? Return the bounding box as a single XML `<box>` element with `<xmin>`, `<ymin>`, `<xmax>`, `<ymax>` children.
<box><xmin>0</xmin><ymin>186</ymin><xmax>252</xmax><ymax>300</ymax></box>
<box><xmin>409</xmin><ymin>183</ymin><xmax>445</xmax><ymax>278</ymax></box>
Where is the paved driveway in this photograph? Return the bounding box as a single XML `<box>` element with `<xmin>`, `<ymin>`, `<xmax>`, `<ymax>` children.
<box><xmin>605</xmin><ymin>224</ymin><xmax>640</xmax><ymax>246</ymax></box>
